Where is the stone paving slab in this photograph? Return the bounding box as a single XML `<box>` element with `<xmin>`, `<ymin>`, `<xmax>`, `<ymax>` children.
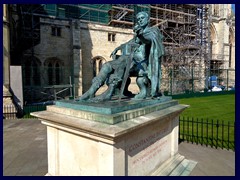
<box><xmin>3</xmin><ymin>118</ymin><xmax>235</xmax><ymax>176</ymax></box>
<box><xmin>178</xmin><ymin>141</ymin><xmax>235</xmax><ymax>176</ymax></box>
<box><xmin>3</xmin><ymin>119</ymin><xmax>47</xmax><ymax>176</ymax></box>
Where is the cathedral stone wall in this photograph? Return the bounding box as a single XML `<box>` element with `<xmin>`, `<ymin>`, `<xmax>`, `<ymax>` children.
<box><xmin>27</xmin><ymin>18</ymin><xmax>73</xmax><ymax>86</ymax></box>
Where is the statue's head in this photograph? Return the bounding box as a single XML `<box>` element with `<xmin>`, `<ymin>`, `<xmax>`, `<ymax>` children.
<box><xmin>136</xmin><ymin>12</ymin><xmax>150</xmax><ymax>28</ymax></box>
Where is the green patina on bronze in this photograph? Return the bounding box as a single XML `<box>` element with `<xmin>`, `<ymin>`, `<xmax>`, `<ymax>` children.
<box><xmin>76</xmin><ymin>11</ymin><xmax>165</xmax><ymax>102</ymax></box>
<box><xmin>53</xmin><ymin>97</ymin><xmax>175</xmax><ymax>124</ymax></box>
<box><xmin>51</xmin><ymin>11</ymin><xmax>168</xmax><ymax>125</ymax></box>
<box><xmin>56</xmin><ymin>96</ymin><xmax>172</xmax><ymax>115</ymax></box>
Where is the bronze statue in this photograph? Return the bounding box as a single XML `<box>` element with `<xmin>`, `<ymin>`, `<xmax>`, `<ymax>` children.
<box><xmin>76</xmin><ymin>11</ymin><xmax>164</xmax><ymax>102</ymax></box>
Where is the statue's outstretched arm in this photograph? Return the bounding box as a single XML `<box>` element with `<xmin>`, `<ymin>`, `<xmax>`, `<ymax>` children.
<box><xmin>110</xmin><ymin>45</ymin><xmax>122</xmax><ymax>58</ymax></box>
<box><xmin>110</xmin><ymin>38</ymin><xmax>136</xmax><ymax>58</ymax></box>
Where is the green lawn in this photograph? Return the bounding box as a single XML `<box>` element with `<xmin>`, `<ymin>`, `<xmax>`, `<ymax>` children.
<box><xmin>177</xmin><ymin>94</ymin><xmax>235</xmax><ymax>122</ymax></box>
<box><xmin>176</xmin><ymin>94</ymin><xmax>235</xmax><ymax>150</ymax></box>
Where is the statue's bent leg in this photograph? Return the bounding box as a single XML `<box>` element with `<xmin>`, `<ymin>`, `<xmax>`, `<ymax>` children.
<box><xmin>90</xmin><ymin>74</ymin><xmax>122</xmax><ymax>102</ymax></box>
<box><xmin>123</xmin><ymin>77</ymin><xmax>134</xmax><ymax>97</ymax></box>
<box><xmin>89</xmin><ymin>83</ymin><xmax>116</xmax><ymax>102</ymax></box>
<box><xmin>91</xmin><ymin>57</ymin><xmax>127</xmax><ymax>101</ymax></box>
<box><xmin>76</xmin><ymin>63</ymin><xmax>112</xmax><ymax>101</ymax></box>
<box><xmin>134</xmin><ymin>76</ymin><xmax>149</xmax><ymax>99</ymax></box>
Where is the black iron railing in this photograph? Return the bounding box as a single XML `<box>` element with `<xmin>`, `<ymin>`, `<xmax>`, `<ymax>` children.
<box><xmin>3</xmin><ymin>105</ymin><xmax>17</xmax><ymax>119</ymax></box>
<box><xmin>179</xmin><ymin>116</ymin><xmax>235</xmax><ymax>151</ymax></box>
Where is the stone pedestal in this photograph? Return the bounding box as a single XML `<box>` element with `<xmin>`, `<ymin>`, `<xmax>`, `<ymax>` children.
<box><xmin>31</xmin><ymin>97</ymin><xmax>190</xmax><ymax>176</ymax></box>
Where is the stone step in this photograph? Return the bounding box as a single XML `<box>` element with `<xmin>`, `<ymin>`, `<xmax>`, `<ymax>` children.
<box><xmin>152</xmin><ymin>153</ymin><xmax>184</xmax><ymax>176</ymax></box>
<box><xmin>169</xmin><ymin>159</ymin><xmax>197</xmax><ymax>176</ymax></box>
<box><xmin>151</xmin><ymin>153</ymin><xmax>197</xmax><ymax>176</ymax></box>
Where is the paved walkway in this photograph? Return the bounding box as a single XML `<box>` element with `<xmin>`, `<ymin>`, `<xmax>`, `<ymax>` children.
<box><xmin>178</xmin><ymin>141</ymin><xmax>235</xmax><ymax>176</ymax></box>
<box><xmin>3</xmin><ymin>118</ymin><xmax>235</xmax><ymax>176</ymax></box>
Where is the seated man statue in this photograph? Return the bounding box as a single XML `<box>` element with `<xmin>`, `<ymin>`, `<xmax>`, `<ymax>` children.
<box><xmin>76</xmin><ymin>11</ymin><xmax>164</xmax><ymax>102</ymax></box>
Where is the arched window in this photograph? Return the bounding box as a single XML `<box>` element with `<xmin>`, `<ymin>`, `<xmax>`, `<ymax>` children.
<box><xmin>23</xmin><ymin>56</ymin><xmax>41</xmax><ymax>86</ymax></box>
<box><xmin>44</xmin><ymin>58</ymin><xmax>64</xmax><ymax>85</ymax></box>
<box><xmin>32</xmin><ymin>60</ymin><xmax>41</xmax><ymax>85</ymax></box>
<box><xmin>91</xmin><ymin>56</ymin><xmax>106</xmax><ymax>77</ymax></box>
<box><xmin>48</xmin><ymin>63</ymin><xmax>53</xmax><ymax>85</ymax></box>
<box><xmin>99</xmin><ymin>60</ymin><xmax>103</xmax><ymax>70</ymax></box>
<box><xmin>210</xmin><ymin>24</ymin><xmax>218</xmax><ymax>60</ymax></box>
<box><xmin>56</xmin><ymin>62</ymin><xmax>60</xmax><ymax>85</ymax></box>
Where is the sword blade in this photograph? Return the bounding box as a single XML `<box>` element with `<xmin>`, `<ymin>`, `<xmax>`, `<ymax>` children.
<box><xmin>118</xmin><ymin>51</ymin><xmax>134</xmax><ymax>101</ymax></box>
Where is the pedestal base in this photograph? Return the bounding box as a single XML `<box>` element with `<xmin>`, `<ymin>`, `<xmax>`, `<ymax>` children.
<box><xmin>32</xmin><ymin>99</ymin><xmax>191</xmax><ymax>176</ymax></box>
<box><xmin>152</xmin><ymin>153</ymin><xmax>197</xmax><ymax>176</ymax></box>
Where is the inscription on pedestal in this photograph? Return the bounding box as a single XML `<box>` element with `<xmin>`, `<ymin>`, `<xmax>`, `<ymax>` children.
<box><xmin>132</xmin><ymin>139</ymin><xmax>168</xmax><ymax>165</ymax></box>
<box><xmin>125</xmin><ymin>119</ymin><xmax>173</xmax><ymax>175</ymax></box>
<box><xmin>127</xmin><ymin>125</ymin><xmax>169</xmax><ymax>154</ymax></box>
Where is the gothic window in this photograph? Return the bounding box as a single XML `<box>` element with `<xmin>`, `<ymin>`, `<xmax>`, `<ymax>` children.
<box><xmin>91</xmin><ymin>56</ymin><xmax>106</xmax><ymax>77</ymax></box>
<box><xmin>210</xmin><ymin>41</ymin><xmax>213</xmax><ymax>57</ymax></box>
<box><xmin>56</xmin><ymin>62</ymin><xmax>60</xmax><ymax>85</ymax></box>
<box><xmin>99</xmin><ymin>60</ymin><xmax>103</xmax><ymax>71</ymax></box>
<box><xmin>23</xmin><ymin>56</ymin><xmax>41</xmax><ymax>86</ymax></box>
<box><xmin>44</xmin><ymin>58</ymin><xmax>64</xmax><ymax>85</ymax></box>
<box><xmin>32</xmin><ymin>60</ymin><xmax>41</xmax><ymax>85</ymax></box>
<box><xmin>48</xmin><ymin>63</ymin><xmax>53</xmax><ymax>85</ymax></box>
